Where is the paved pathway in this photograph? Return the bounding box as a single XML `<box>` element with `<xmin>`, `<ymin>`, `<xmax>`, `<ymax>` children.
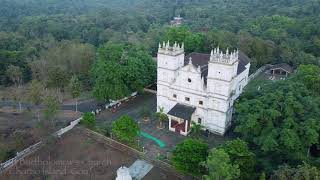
<box><xmin>96</xmin><ymin>93</ymin><xmax>187</xmax><ymax>158</ymax></box>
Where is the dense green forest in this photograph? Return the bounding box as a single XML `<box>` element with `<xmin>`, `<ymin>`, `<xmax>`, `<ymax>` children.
<box><xmin>0</xmin><ymin>0</ymin><xmax>319</xmax><ymax>178</ymax></box>
<box><xmin>1</xmin><ymin>0</ymin><xmax>319</xmax><ymax>86</ymax></box>
<box><xmin>235</xmin><ymin>65</ymin><xmax>320</xmax><ymax>177</ymax></box>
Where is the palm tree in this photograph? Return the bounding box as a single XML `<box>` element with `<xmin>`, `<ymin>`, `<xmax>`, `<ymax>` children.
<box><xmin>190</xmin><ymin>122</ymin><xmax>203</xmax><ymax>138</ymax></box>
<box><xmin>155</xmin><ymin>107</ymin><xmax>168</xmax><ymax>129</ymax></box>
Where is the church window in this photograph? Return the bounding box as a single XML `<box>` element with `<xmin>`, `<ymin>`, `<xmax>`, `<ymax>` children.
<box><xmin>199</xmin><ymin>101</ymin><xmax>203</xmax><ymax>105</ymax></box>
<box><xmin>185</xmin><ymin>97</ymin><xmax>190</xmax><ymax>101</ymax></box>
<box><xmin>173</xmin><ymin>94</ymin><xmax>177</xmax><ymax>98</ymax></box>
<box><xmin>198</xmin><ymin>118</ymin><xmax>202</xmax><ymax>124</ymax></box>
<box><xmin>188</xmin><ymin>78</ymin><xmax>192</xmax><ymax>83</ymax></box>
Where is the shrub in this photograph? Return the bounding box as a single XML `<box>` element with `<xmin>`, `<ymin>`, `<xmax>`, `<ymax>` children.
<box><xmin>111</xmin><ymin>115</ymin><xmax>140</xmax><ymax>144</ymax></box>
<box><xmin>0</xmin><ymin>147</ymin><xmax>15</xmax><ymax>162</ymax></box>
<box><xmin>172</xmin><ymin>139</ymin><xmax>209</xmax><ymax>176</ymax></box>
<box><xmin>81</xmin><ymin>112</ymin><xmax>96</xmax><ymax>129</ymax></box>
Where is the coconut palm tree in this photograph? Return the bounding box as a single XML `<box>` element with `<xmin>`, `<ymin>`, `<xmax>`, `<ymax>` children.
<box><xmin>155</xmin><ymin>107</ymin><xmax>168</xmax><ymax>129</ymax></box>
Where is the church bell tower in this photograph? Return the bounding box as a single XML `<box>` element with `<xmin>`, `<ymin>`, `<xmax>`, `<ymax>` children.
<box><xmin>207</xmin><ymin>47</ymin><xmax>239</xmax><ymax>97</ymax></box>
<box><xmin>156</xmin><ymin>41</ymin><xmax>185</xmax><ymax>112</ymax></box>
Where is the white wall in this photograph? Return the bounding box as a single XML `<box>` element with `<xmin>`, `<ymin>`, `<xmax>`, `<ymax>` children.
<box><xmin>206</xmin><ymin>110</ymin><xmax>227</xmax><ymax>134</ymax></box>
<box><xmin>207</xmin><ymin>61</ymin><xmax>238</xmax><ymax>82</ymax></box>
<box><xmin>156</xmin><ymin>47</ymin><xmax>250</xmax><ymax>136</ymax></box>
<box><xmin>157</xmin><ymin>53</ymin><xmax>184</xmax><ymax>70</ymax></box>
<box><xmin>171</xmin><ymin>66</ymin><xmax>205</xmax><ymax>93</ymax></box>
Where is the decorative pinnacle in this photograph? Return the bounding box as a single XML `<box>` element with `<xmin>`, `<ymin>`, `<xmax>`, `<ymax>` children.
<box><xmin>210</xmin><ymin>46</ymin><xmax>239</xmax><ymax>64</ymax></box>
<box><xmin>158</xmin><ymin>41</ymin><xmax>185</xmax><ymax>55</ymax></box>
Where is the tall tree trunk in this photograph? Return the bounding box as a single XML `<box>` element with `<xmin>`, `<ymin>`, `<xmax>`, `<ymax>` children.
<box><xmin>57</xmin><ymin>88</ymin><xmax>62</xmax><ymax>103</ymax></box>
<box><xmin>51</xmin><ymin>118</ymin><xmax>54</xmax><ymax>128</ymax></box>
<box><xmin>19</xmin><ymin>101</ymin><xmax>22</xmax><ymax>112</ymax></box>
<box><xmin>37</xmin><ymin>109</ymin><xmax>40</xmax><ymax>122</ymax></box>
<box><xmin>76</xmin><ymin>98</ymin><xmax>78</xmax><ymax>112</ymax></box>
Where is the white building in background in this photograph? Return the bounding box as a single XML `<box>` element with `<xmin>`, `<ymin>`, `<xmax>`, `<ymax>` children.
<box><xmin>116</xmin><ymin>166</ymin><xmax>132</xmax><ymax>180</ymax></box>
<box><xmin>170</xmin><ymin>15</ymin><xmax>183</xmax><ymax>26</ymax></box>
<box><xmin>156</xmin><ymin>42</ymin><xmax>251</xmax><ymax>136</ymax></box>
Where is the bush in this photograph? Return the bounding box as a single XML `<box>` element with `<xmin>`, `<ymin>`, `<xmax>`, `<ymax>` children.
<box><xmin>111</xmin><ymin>115</ymin><xmax>140</xmax><ymax>144</ymax></box>
<box><xmin>0</xmin><ymin>147</ymin><xmax>15</xmax><ymax>162</ymax></box>
<box><xmin>219</xmin><ymin>139</ymin><xmax>256</xmax><ymax>180</ymax></box>
<box><xmin>205</xmin><ymin>148</ymin><xmax>240</xmax><ymax>180</ymax></box>
<box><xmin>172</xmin><ymin>139</ymin><xmax>209</xmax><ymax>176</ymax></box>
<box><xmin>81</xmin><ymin>112</ymin><xmax>96</xmax><ymax>129</ymax></box>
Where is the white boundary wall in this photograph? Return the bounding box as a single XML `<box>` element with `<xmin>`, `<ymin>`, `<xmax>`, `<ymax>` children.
<box><xmin>54</xmin><ymin>117</ymin><xmax>82</xmax><ymax>137</ymax></box>
<box><xmin>248</xmin><ymin>64</ymin><xmax>272</xmax><ymax>82</ymax></box>
<box><xmin>0</xmin><ymin>142</ymin><xmax>42</xmax><ymax>172</ymax></box>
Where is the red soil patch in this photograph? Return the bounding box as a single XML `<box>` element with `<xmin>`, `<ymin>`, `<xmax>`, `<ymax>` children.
<box><xmin>1</xmin><ymin>128</ymin><xmax>183</xmax><ymax>180</ymax></box>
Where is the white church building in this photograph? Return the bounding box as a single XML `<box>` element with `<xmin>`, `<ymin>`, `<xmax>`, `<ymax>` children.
<box><xmin>156</xmin><ymin>42</ymin><xmax>251</xmax><ymax>136</ymax></box>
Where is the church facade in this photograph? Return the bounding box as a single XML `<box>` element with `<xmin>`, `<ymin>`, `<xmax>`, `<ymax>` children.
<box><xmin>156</xmin><ymin>42</ymin><xmax>250</xmax><ymax>136</ymax></box>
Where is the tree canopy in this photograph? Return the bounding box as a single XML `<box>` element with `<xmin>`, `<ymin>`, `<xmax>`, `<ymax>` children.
<box><xmin>235</xmin><ymin>65</ymin><xmax>320</xmax><ymax>172</ymax></box>
<box><xmin>111</xmin><ymin>115</ymin><xmax>140</xmax><ymax>144</ymax></box>
<box><xmin>271</xmin><ymin>163</ymin><xmax>320</xmax><ymax>180</ymax></box>
<box><xmin>219</xmin><ymin>139</ymin><xmax>256</xmax><ymax>180</ymax></box>
<box><xmin>171</xmin><ymin>139</ymin><xmax>208</xmax><ymax>176</ymax></box>
<box><xmin>91</xmin><ymin>42</ymin><xmax>156</xmax><ymax>101</ymax></box>
<box><xmin>205</xmin><ymin>148</ymin><xmax>240</xmax><ymax>180</ymax></box>
<box><xmin>1</xmin><ymin>0</ymin><xmax>319</xmax><ymax>86</ymax></box>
